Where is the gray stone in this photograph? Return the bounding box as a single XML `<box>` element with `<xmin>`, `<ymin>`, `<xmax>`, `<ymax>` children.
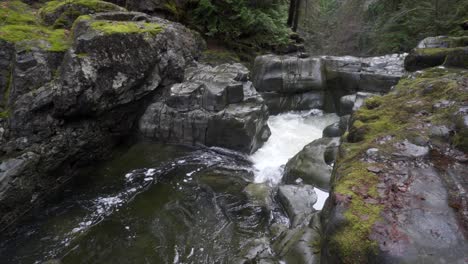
<box><xmin>253</xmin><ymin>54</ymin><xmax>325</xmax><ymax>94</ymax></box>
<box><xmin>277</xmin><ymin>185</ymin><xmax>317</xmax><ymax>227</ymax></box>
<box><xmin>393</xmin><ymin>140</ymin><xmax>430</xmax><ymax>158</ymax></box>
<box><xmin>283</xmin><ymin>137</ymin><xmax>340</xmax><ymax>190</ymax></box>
<box><xmin>0</xmin><ymin>12</ymin><xmax>204</xmax><ymax>228</ymax></box>
<box><xmin>261</xmin><ymin>91</ymin><xmax>324</xmax><ymax>115</ymax></box>
<box><xmin>139</xmin><ymin>63</ymin><xmax>271</xmax><ymax>154</ymax></box>
<box><xmin>430</xmin><ymin>125</ymin><xmax>451</xmax><ymax>139</ymax></box>
<box><xmin>323</xmin><ymin>54</ymin><xmax>406</xmax><ymax>94</ymax></box>
<box><xmin>339</xmin><ymin>92</ymin><xmax>378</xmax><ymax>116</ymax></box>
<box><xmin>273</xmin><ymin>212</ymin><xmax>321</xmax><ymax>264</ymax></box>
<box><xmin>417</xmin><ymin>36</ymin><xmax>468</xmax><ymax>49</ymax></box>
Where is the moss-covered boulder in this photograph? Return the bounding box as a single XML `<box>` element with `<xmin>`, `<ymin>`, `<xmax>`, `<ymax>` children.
<box><xmin>0</xmin><ymin>9</ymin><xmax>204</xmax><ymax>229</ymax></box>
<box><xmin>321</xmin><ymin>67</ymin><xmax>468</xmax><ymax>263</ymax></box>
<box><xmin>39</xmin><ymin>0</ymin><xmax>126</xmax><ymax>28</ymax></box>
<box><xmin>444</xmin><ymin>47</ymin><xmax>468</xmax><ymax>69</ymax></box>
<box><xmin>0</xmin><ymin>0</ymin><xmax>71</xmax><ymax>51</ymax></box>
<box><xmin>405</xmin><ymin>35</ymin><xmax>468</xmax><ymax>71</ymax></box>
<box><xmin>404</xmin><ymin>47</ymin><xmax>468</xmax><ymax>71</ymax></box>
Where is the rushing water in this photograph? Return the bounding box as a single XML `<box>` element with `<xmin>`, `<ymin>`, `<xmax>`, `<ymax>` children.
<box><xmin>0</xmin><ymin>110</ymin><xmax>339</xmax><ymax>264</ymax></box>
<box><xmin>250</xmin><ymin>109</ymin><xmax>339</xmax><ymax>209</ymax></box>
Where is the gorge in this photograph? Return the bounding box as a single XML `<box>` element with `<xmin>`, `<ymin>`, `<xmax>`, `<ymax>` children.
<box><xmin>0</xmin><ymin>0</ymin><xmax>467</xmax><ymax>263</ymax></box>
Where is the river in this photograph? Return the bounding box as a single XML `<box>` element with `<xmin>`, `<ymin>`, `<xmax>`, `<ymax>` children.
<box><xmin>0</xmin><ymin>110</ymin><xmax>338</xmax><ymax>264</ymax></box>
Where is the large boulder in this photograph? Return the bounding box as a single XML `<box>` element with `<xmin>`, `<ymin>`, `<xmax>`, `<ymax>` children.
<box><xmin>253</xmin><ymin>54</ymin><xmax>325</xmax><ymax>94</ymax></box>
<box><xmin>252</xmin><ymin>54</ymin><xmax>325</xmax><ymax>113</ymax></box>
<box><xmin>0</xmin><ymin>12</ymin><xmax>204</xmax><ymax>229</ymax></box>
<box><xmin>139</xmin><ymin>63</ymin><xmax>271</xmax><ymax>154</ymax></box>
<box><xmin>251</xmin><ymin>53</ymin><xmax>406</xmax><ymax>113</ymax></box>
<box><xmin>338</xmin><ymin>92</ymin><xmax>378</xmax><ymax>116</ymax></box>
<box><xmin>260</xmin><ymin>91</ymin><xmax>324</xmax><ymax>114</ymax></box>
<box><xmin>273</xmin><ymin>212</ymin><xmax>321</xmax><ymax>264</ymax></box>
<box><xmin>322</xmin><ymin>115</ymin><xmax>350</xmax><ymax>138</ymax></box>
<box><xmin>323</xmin><ymin>54</ymin><xmax>406</xmax><ymax>94</ymax></box>
<box><xmin>49</xmin><ymin>12</ymin><xmax>203</xmax><ymax>118</ymax></box>
<box><xmin>283</xmin><ymin>137</ymin><xmax>340</xmax><ymax>191</ymax></box>
<box><xmin>405</xmin><ymin>47</ymin><xmax>468</xmax><ymax>71</ymax></box>
<box><xmin>276</xmin><ymin>184</ymin><xmax>317</xmax><ymax>227</ymax></box>
<box><xmin>405</xmin><ymin>36</ymin><xmax>468</xmax><ymax>71</ymax></box>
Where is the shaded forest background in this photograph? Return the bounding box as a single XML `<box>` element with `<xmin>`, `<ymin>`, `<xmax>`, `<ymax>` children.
<box><xmin>295</xmin><ymin>0</ymin><xmax>468</xmax><ymax>55</ymax></box>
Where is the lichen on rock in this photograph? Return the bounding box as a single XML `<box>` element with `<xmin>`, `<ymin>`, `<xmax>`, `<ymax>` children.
<box><xmin>322</xmin><ymin>67</ymin><xmax>468</xmax><ymax>263</ymax></box>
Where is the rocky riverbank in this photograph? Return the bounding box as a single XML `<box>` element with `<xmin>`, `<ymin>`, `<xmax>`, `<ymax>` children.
<box><xmin>0</xmin><ymin>1</ymin><xmax>467</xmax><ymax>263</ymax></box>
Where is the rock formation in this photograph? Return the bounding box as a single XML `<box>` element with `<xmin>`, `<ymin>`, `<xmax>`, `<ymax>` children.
<box><xmin>252</xmin><ymin>53</ymin><xmax>406</xmax><ymax>113</ymax></box>
<box><xmin>139</xmin><ymin>63</ymin><xmax>271</xmax><ymax>154</ymax></box>
<box><xmin>0</xmin><ymin>11</ymin><xmax>204</xmax><ymax>229</ymax></box>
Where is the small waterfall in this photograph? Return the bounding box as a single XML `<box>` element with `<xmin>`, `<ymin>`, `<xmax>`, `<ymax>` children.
<box><xmin>250</xmin><ymin>109</ymin><xmax>339</xmax><ymax>209</ymax></box>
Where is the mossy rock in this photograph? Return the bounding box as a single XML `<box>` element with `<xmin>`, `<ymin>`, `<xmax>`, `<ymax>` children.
<box><xmin>444</xmin><ymin>47</ymin><xmax>468</xmax><ymax>69</ymax></box>
<box><xmin>89</xmin><ymin>20</ymin><xmax>163</xmax><ymax>35</ymax></box>
<box><xmin>200</xmin><ymin>49</ymin><xmax>241</xmax><ymax>66</ymax></box>
<box><xmin>323</xmin><ymin>67</ymin><xmax>468</xmax><ymax>263</ymax></box>
<box><xmin>404</xmin><ymin>47</ymin><xmax>468</xmax><ymax>71</ymax></box>
<box><xmin>0</xmin><ymin>0</ymin><xmax>37</xmax><ymax>25</ymax></box>
<box><xmin>39</xmin><ymin>0</ymin><xmax>126</xmax><ymax>29</ymax></box>
<box><xmin>0</xmin><ymin>1</ymin><xmax>71</xmax><ymax>51</ymax></box>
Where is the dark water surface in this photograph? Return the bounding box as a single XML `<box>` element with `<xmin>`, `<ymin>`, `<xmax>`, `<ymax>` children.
<box><xmin>0</xmin><ymin>141</ymin><xmax>281</xmax><ymax>264</ymax></box>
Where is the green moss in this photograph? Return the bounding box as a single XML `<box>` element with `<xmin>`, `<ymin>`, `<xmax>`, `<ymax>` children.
<box><xmin>330</xmin><ymin>67</ymin><xmax>468</xmax><ymax>262</ymax></box>
<box><xmin>39</xmin><ymin>0</ymin><xmax>125</xmax><ymax>29</ymax></box>
<box><xmin>40</xmin><ymin>0</ymin><xmax>123</xmax><ymax>17</ymax></box>
<box><xmin>0</xmin><ymin>1</ymin><xmax>71</xmax><ymax>51</ymax></box>
<box><xmin>52</xmin><ymin>8</ymin><xmax>83</xmax><ymax>28</ymax></box>
<box><xmin>76</xmin><ymin>53</ymin><xmax>88</xmax><ymax>58</ymax></box>
<box><xmin>453</xmin><ymin>129</ymin><xmax>468</xmax><ymax>152</ymax></box>
<box><xmin>201</xmin><ymin>49</ymin><xmax>241</xmax><ymax>65</ymax></box>
<box><xmin>0</xmin><ymin>109</ymin><xmax>9</xmax><ymax>119</ymax></box>
<box><xmin>90</xmin><ymin>21</ymin><xmax>163</xmax><ymax>35</ymax></box>
<box><xmin>0</xmin><ymin>24</ymin><xmax>70</xmax><ymax>51</ymax></box>
<box><xmin>0</xmin><ymin>0</ymin><xmax>37</xmax><ymax>25</ymax></box>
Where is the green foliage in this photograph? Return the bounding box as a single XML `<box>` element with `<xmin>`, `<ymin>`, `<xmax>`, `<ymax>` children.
<box><xmin>364</xmin><ymin>0</ymin><xmax>468</xmax><ymax>54</ymax></box>
<box><xmin>90</xmin><ymin>21</ymin><xmax>163</xmax><ymax>35</ymax></box>
<box><xmin>0</xmin><ymin>0</ymin><xmax>71</xmax><ymax>51</ymax></box>
<box><xmin>191</xmin><ymin>0</ymin><xmax>291</xmax><ymax>50</ymax></box>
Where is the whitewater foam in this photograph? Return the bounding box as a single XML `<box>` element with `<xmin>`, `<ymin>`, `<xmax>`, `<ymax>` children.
<box><xmin>250</xmin><ymin>109</ymin><xmax>339</xmax><ymax>209</ymax></box>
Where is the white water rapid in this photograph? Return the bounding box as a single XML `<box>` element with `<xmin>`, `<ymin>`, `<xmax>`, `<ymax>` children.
<box><xmin>250</xmin><ymin>109</ymin><xmax>340</xmax><ymax>210</ymax></box>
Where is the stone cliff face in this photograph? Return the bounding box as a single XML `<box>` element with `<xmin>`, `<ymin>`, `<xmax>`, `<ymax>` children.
<box><xmin>318</xmin><ymin>36</ymin><xmax>468</xmax><ymax>263</ymax></box>
<box><xmin>252</xmin><ymin>53</ymin><xmax>406</xmax><ymax>114</ymax></box>
<box><xmin>0</xmin><ymin>7</ymin><xmax>204</xmax><ymax>229</ymax></box>
<box><xmin>139</xmin><ymin>63</ymin><xmax>271</xmax><ymax>154</ymax></box>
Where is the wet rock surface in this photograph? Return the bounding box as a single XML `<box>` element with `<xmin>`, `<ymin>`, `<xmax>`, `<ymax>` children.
<box><xmin>252</xmin><ymin>54</ymin><xmax>325</xmax><ymax>114</ymax></box>
<box><xmin>252</xmin><ymin>53</ymin><xmax>406</xmax><ymax>113</ymax></box>
<box><xmin>276</xmin><ymin>184</ymin><xmax>317</xmax><ymax>227</ymax></box>
<box><xmin>139</xmin><ymin>63</ymin><xmax>271</xmax><ymax>154</ymax></box>
<box><xmin>338</xmin><ymin>92</ymin><xmax>378</xmax><ymax>116</ymax></box>
<box><xmin>283</xmin><ymin>137</ymin><xmax>340</xmax><ymax>191</ymax></box>
<box><xmin>0</xmin><ymin>12</ymin><xmax>203</xmax><ymax>229</ymax></box>
<box><xmin>323</xmin><ymin>54</ymin><xmax>406</xmax><ymax>93</ymax></box>
<box><xmin>321</xmin><ymin>67</ymin><xmax>468</xmax><ymax>263</ymax></box>
<box><xmin>405</xmin><ymin>36</ymin><xmax>468</xmax><ymax>71</ymax></box>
